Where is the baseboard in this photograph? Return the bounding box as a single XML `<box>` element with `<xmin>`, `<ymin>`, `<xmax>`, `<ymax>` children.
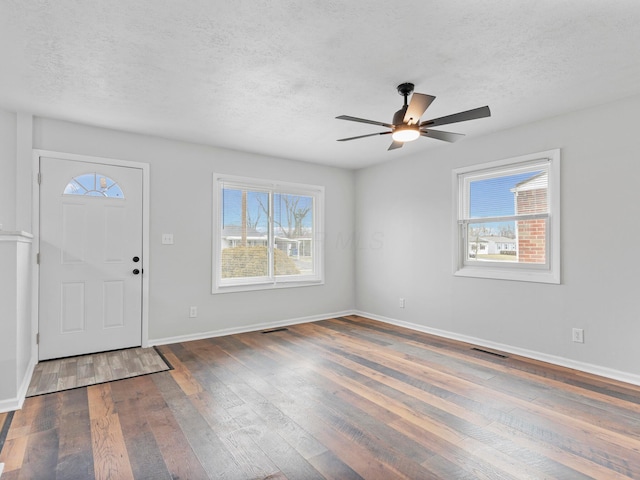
<box><xmin>354</xmin><ymin>310</ymin><xmax>640</xmax><ymax>387</ymax></box>
<box><xmin>19</xmin><ymin>353</ymin><xmax>38</xmax><ymax>403</ymax></box>
<box><xmin>0</xmin><ymin>397</ymin><xmax>18</xmax><ymax>414</ymax></box>
<box><xmin>148</xmin><ymin>310</ymin><xmax>355</xmax><ymax>346</ymax></box>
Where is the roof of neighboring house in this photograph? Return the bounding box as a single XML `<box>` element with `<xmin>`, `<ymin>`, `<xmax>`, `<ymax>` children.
<box><xmin>221</xmin><ymin>226</ymin><xmax>266</xmax><ymax>238</ymax></box>
<box><xmin>480</xmin><ymin>236</ymin><xmax>516</xmax><ymax>243</ymax></box>
<box><xmin>512</xmin><ymin>171</ymin><xmax>548</xmax><ymax>192</ymax></box>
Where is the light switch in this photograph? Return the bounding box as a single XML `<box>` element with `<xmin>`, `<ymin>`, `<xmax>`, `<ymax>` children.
<box><xmin>161</xmin><ymin>233</ymin><xmax>174</xmax><ymax>245</ymax></box>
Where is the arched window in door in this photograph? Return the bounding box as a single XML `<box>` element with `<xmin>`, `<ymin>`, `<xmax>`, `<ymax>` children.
<box><xmin>63</xmin><ymin>173</ymin><xmax>125</xmax><ymax>198</ymax></box>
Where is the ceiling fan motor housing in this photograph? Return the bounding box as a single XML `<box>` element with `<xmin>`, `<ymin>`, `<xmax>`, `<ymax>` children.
<box><xmin>392</xmin><ymin>106</ymin><xmax>408</xmax><ymax>126</ymax></box>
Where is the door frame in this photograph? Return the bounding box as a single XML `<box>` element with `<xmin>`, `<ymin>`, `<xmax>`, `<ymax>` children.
<box><xmin>32</xmin><ymin>149</ymin><xmax>150</xmax><ymax>356</ymax></box>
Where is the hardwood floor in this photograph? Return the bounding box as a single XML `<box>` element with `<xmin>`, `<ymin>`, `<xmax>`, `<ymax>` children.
<box><xmin>26</xmin><ymin>347</ymin><xmax>170</xmax><ymax>397</ymax></box>
<box><xmin>1</xmin><ymin>315</ymin><xmax>640</xmax><ymax>479</ymax></box>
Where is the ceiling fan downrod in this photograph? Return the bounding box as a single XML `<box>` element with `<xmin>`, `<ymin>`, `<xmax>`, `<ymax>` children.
<box><xmin>397</xmin><ymin>82</ymin><xmax>414</xmax><ymax>107</ymax></box>
<box><xmin>393</xmin><ymin>83</ymin><xmax>414</xmax><ymax>125</ymax></box>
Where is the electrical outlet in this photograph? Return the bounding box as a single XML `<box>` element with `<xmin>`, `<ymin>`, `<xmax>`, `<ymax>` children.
<box><xmin>572</xmin><ymin>328</ymin><xmax>584</xmax><ymax>343</ymax></box>
<box><xmin>162</xmin><ymin>233</ymin><xmax>174</xmax><ymax>245</ymax></box>
<box><xmin>399</xmin><ymin>297</ymin><xmax>405</xmax><ymax>308</ymax></box>
<box><xmin>189</xmin><ymin>306</ymin><xmax>198</xmax><ymax>318</ymax></box>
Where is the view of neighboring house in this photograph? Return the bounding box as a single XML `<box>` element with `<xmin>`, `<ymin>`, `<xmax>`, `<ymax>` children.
<box><xmin>221</xmin><ymin>225</ymin><xmax>313</xmax><ymax>260</ymax></box>
<box><xmin>469</xmin><ymin>171</ymin><xmax>547</xmax><ymax>261</ymax></box>
<box><xmin>221</xmin><ymin>226</ymin><xmax>268</xmax><ymax>248</ymax></box>
<box><xmin>469</xmin><ymin>236</ymin><xmax>516</xmax><ymax>257</ymax></box>
<box><xmin>276</xmin><ymin>236</ymin><xmax>313</xmax><ymax>259</ymax></box>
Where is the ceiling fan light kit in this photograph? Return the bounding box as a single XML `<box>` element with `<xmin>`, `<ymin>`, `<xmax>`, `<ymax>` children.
<box><xmin>336</xmin><ymin>82</ymin><xmax>491</xmax><ymax>151</ymax></box>
<box><xmin>391</xmin><ymin>125</ymin><xmax>420</xmax><ymax>142</ymax></box>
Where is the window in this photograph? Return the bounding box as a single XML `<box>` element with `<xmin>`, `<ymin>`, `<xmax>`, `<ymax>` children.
<box><xmin>453</xmin><ymin>149</ymin><xmax>560</xmax><ymax>283</ymax></box>
<box><xmin>64</xmin><ymin>173</ymin><xmax>124</xmax><ymax>198</ymax></box>
<box><xmin>213</xmin><ymin>174</ymin><xmax>324</xmax><ymax>293</ymax></box>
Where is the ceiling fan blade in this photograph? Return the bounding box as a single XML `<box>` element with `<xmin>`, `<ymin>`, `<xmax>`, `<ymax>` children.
<box><xmin>336</xmin><ymin>115</ymin><xmax>393</xmax><ymax>129</ymax></box>
<box><xmin>420</xmin><ymin>129</ymin><xmax>465</xmax><ymax>143</ymax></box>
<box><xmin>404</xmin><ymin>93</ymin><xmax>435</xmax><ymax>125</ymax></box>
<box><xmin>388</xmin><ymin>140</ymin><xmax>404</xmax><ymax>151</ymax></box>
<box><xmin>337</xmin><ymin>131</ymin><xmax>391</xmax><ymax>142</ymax></box>
<box><xmin>420</xmin><ymin>106</ymin><xmax>491</xmax><ymax>128</ymax></box>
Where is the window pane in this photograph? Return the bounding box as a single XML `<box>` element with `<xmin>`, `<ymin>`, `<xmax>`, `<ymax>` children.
<box><xmin>273</xmin><ymin>193</ymin><xmax>313</xmax><ymax>276</ymax></box>
<box><xmin>467</xmin><ymin>221</ymin><xmax>517</xmax><ymax>261</ymax></box>
<box><xmin>468</xmin><ymin>170</ymin><xmax>547</xmax><ymax>218</ymax></box>
<box><xmin>75</xmin><ymin>173</ymin><xmax>95</xmax><ymax>192</ymax></box>
<box><xmin>221</xmin><ymin>188</ymin><xmax>269</xmax><ymax>279</ymax></box>
<box><xmin>64</xmin><ymin>173</ymin><xmax>124</xmax><ymax>198</ymax></box>
<box><xmin>466</xmin><ymin>219</ymin><xmax>546</xmax><ymax>264</ymax></box>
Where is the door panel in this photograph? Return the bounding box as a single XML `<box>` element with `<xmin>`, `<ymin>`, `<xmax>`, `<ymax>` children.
<box><xmin>104</xmin><ymin>205</ymin><xmax>126</xmax><ymax>262</ymax></box>
<box><xmin>61</xmin><ymin>282</ymin><xmax>85</xmax><ymax>333</ymax></box>
<box><xmin>61</xmin><ymin>204</ymin><xmax>86</xmax><ymax>263</ymax></box>
<box><xmin>103</xmin><ymin>280</ymin><xmax>125</xmax><ymax>328</ymax></box>
<box><xmin>39</xmin><ymin>156</ymin><xmax>143</xmax><ymax>360</ymax></box>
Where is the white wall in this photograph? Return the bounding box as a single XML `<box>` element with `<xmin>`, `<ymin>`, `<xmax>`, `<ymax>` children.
<box><xmin>2</xmin><ymin>89</ymin><xmax>639</xmax><ymax>410</ymax></box>
<box><xmin>0</xmin><ymin>239</ymin><xmax>19</xmax><ymax>402</ymax></box>
<box><xmin>355</xmin><ymin>94</ymin><xmax>640</xmax><ymax>380</ymax></box>
<box><xmin>15</xmin><ymin>236</ymin><xmax>32</xmax><ymax>386</ymax></box>
<box><xmin>0</xmin><ymin>233</ymin><xmax>33</xmax><ymax>412</ymax></box>
<box><xmin>32</xmin><ymin>117</ymin><xmax>355</xmax><ymax>341</ymax></box>
<box><xmin>0</xmin><ymin>111</ymin><xmax>35</xmax><ymax>412</ymax></box>
<box><xmin>0</xmin><ymin>109</ymin><xmax>17</xmax><ymax>231</ymax></box>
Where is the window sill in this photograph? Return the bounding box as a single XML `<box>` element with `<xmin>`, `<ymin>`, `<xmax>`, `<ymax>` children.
<box><xmin>213</xmin><ymin>279</ymin><xmax>324</xmax><ymax>294</ymax></box>
<box><xmin>454</xmin><ymin>265</ymin><xmax>560</xmax><ymax>284</ymax></box>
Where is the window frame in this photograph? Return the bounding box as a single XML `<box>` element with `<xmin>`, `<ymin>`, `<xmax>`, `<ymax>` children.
<box><xmin>213</xmin><ymin>173</ymin><xmax>325</xmax><ymax>294</ymax></box>
<box><xmin>452</xmin><ymin>149</ymin><xmax>561</xmax><ymax>284</ymax></box>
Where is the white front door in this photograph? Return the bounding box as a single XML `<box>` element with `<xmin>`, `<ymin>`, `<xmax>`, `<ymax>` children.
<box><xmin>39</xmin><ymin>156</ymin><xmax>143</xmax><ymax>360</ymax></box>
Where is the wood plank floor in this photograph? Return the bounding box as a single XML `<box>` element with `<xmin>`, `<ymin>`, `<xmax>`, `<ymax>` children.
<box><xmin>26</xmin><ymin>347</ymin><xmax>170</xmax><ymax>397</ymax></box>
<box><xmin>2</xmin><ymin>315</ymin><xmax>640</xmax><ymax>479</ymax></box>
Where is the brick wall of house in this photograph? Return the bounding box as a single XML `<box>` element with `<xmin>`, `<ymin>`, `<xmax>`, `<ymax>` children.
<box><xmin>516</xmin><ymin>188</ymin><xmax>547</xmax><ymax>263</ymax></box>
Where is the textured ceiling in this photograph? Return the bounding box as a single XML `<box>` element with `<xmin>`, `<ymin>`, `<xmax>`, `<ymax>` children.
<box><xmin>1</xmin><ymin>1</ymin><xmax>640</xmax><ymax>169</ymax></box>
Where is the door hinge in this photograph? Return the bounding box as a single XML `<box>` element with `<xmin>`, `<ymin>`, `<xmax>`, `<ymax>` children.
<box><xmin>37</xmin><ymin>172</ymin><xmax>42</xmax><ymax>184</ymax></box>
<box><xmin>36</xmin><ymin>252</ymin><xmax>40</xmax><ymax>264</ymax></box>
<box><xmin>36</xmin><ymin>333</ymin><xmax>39</xmax><ymax>344</ymax></box>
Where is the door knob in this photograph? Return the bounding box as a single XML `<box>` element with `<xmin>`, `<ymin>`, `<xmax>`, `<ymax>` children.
<box><xmin>133</xmin><ymin>256</ymin><xmax>140</xmax><ymax>262</ymax></box>
<box><xmin>133</xmin><ymin>269</ymin><xmax>140</xmax><ymax>275</ymax></box>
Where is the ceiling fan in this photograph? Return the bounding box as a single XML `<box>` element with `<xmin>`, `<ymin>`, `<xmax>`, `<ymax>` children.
<box><xmin>336</xmin><ymin>82</ymin><xmax>491</xmax><ymax>150</ymax></box>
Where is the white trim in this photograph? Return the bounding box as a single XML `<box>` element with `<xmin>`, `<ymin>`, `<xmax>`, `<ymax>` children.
<box><xmin>148</xmin><ymin>310</ymin><xmax>353</xmax><ymax>346</ymax></box>
<box><xmin>32</xmin><ymin>149</ymin><xmax>151</xmax><ymax>355</ymax></box>
<box><xmin>214</xmin><ymin>173</ymin><xmax>324</xmax><ymax>194</ymax></box>
<box><xmin>213</xmin><ymin>280</ymin><xmax>325</xmax><ymax>294</ymax></box>
<box><xmin>354</xmin><ymin>310</ymin><xmax>640</xmax><ymax>387</ymax></box>
<box><xmin>0</xmin><ymin>353</ymin><xmax>37</xmax><ymax>413</ymax></box>
<box><xmin>0</xmin><ymin>231</ymin><xmax>33</xmax><ymax>242</ymax></box>
<box><xmin>213</xmin><ymin>172</ymin><xmax>325</xmax><ymax>294</ymax></box>
<box><xmin>452</xmin><ymin>149</ymin><xmax>561</xmax><ymax>284</ymax></box>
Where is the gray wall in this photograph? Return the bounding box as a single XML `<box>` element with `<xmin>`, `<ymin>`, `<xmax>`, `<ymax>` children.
<box><xmin>32</xmin><ymin>117</ymin><xmax>355</xmax><ymax>341</ymax></box>
<box><xmin>0</xmin><ymin>113</ymin><xmax>34</xmax><ymax>411</ymax></box>
<box><xmin>2</xmin><ymin>90</ymin><xmax>639</xmax><ymax>399</ymax></box>
<box><xmin>355</xmin><ymin>93</ymin><xmax>640</xmax><ymax>378</ymax></box>
<box><xmin>0</xmin><ymin>109</ymin><xmax>17</xmax><ymax>231</ymax></box>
